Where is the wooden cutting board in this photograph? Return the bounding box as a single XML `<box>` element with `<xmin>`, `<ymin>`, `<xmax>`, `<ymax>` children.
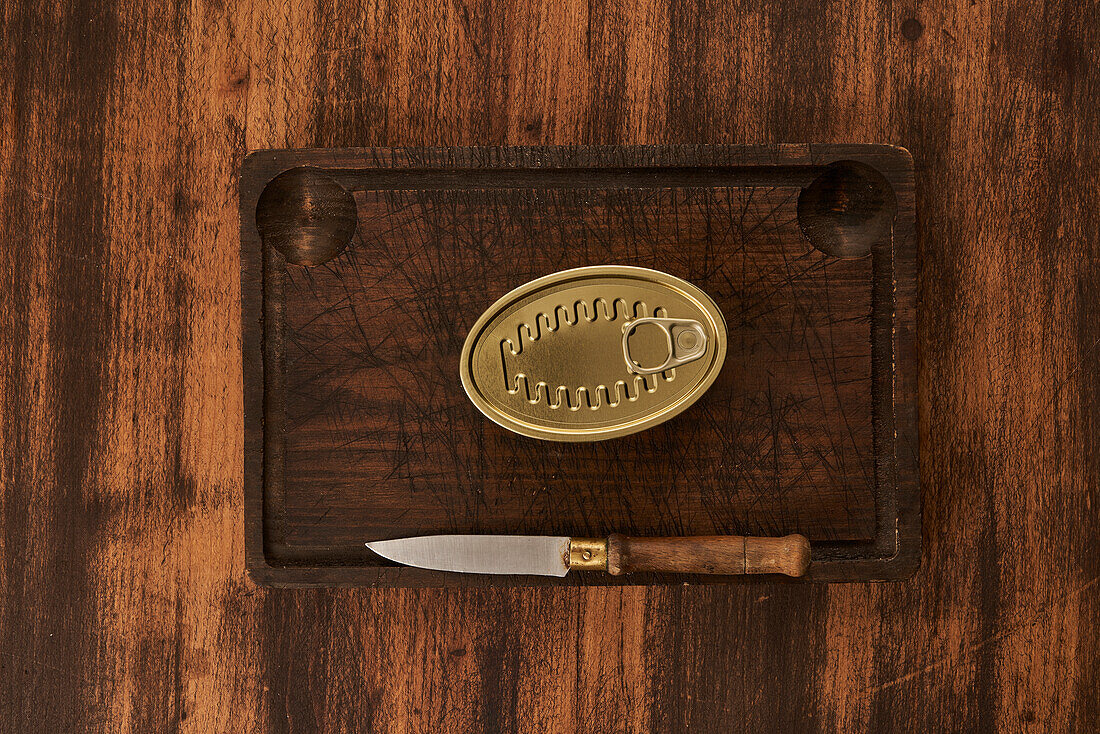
<box><xmin>239</xmin><ymin>145</ymin><xmax>919</xmax><ymax>586</ymax></box>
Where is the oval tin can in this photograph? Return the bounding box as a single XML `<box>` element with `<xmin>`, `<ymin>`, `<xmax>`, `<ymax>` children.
<box><xmin>459</xmin><ymin>265</ymin><xmax>727</xmax><ymax>441</ymax></box>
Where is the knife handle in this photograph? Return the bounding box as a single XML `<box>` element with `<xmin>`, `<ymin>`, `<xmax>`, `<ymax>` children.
<box><xmin>603</xmin><ymin>534</ymin><xmax>810</xmax><ymax>577</ymax></box>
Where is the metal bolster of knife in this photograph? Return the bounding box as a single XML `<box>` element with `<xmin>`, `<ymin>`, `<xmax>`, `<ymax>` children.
<box><xmin>567</xmin><ymin>537</ymin><xmax>609</xmax><ymax>570</ymax></box>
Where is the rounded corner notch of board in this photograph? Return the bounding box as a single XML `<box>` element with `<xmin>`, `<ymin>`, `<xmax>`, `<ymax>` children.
<box><xmin>797</xmin><ymin>159</ymin><xmax>897</xmax><ymax>260</ymax></box>
<box><xmin>256</xmin><ymin>166</ymin><xmax>358</xmax><ymax>266</ymax></box>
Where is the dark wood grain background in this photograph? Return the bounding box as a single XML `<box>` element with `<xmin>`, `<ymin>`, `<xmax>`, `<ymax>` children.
<box><xmin>1</xmin><ymin>0</ymin><xmax>1097</xmax><ymax>731</ymax></box>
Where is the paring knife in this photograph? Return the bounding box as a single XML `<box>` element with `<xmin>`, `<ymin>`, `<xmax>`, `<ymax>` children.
<box><xmin>366</xmin><ymin>533</ymin><xmax>811</xmax><ymax>577</ymax></box>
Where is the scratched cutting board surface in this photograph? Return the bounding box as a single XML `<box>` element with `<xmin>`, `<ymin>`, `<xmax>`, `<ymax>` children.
<box><xmin>240</xmin><ymin>145</ymin><xmax>919</xmax><ymax>586</ymax></box>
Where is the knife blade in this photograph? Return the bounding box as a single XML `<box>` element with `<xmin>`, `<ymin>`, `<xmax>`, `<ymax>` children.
<box><xmin>367</xmin><ymin>533</ymin><xmax>810</xmax><ymax>577</ymax></box>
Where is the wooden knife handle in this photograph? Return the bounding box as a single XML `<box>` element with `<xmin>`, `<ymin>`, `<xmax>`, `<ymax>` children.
<box><xmin>605</xmin><ymin>534</ymin><xmax>810</xmax><ymax>577</ymax></box>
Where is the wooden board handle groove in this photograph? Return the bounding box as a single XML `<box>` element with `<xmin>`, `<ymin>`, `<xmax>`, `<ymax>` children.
<box><xmin>605</xmin><ymin>534</ymin><xmax>810</xmax><ymax>577</ymax></box>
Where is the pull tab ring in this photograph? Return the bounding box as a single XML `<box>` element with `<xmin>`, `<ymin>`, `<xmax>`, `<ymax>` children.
<box><xmin>622</xmin><ymin>317</ymin><xmax>708</xmax><ymax>375</ymax></box>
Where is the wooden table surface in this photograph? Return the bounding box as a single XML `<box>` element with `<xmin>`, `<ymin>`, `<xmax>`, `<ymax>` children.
<box><xmin>2</xmin><ymin>1</ymin><xmax>1097</xmax><ymax>731</ymax></box>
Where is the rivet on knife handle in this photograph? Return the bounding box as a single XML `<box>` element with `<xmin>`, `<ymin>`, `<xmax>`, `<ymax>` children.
<box><xmin>568</xmin><ymin>534</ymin><xmax>811</xmax><ymax>577</ymax></box>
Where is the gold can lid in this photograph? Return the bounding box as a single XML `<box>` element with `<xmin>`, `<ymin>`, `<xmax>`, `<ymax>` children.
<box><xmin>459</xmin><ymin>266</ymin><xmax>727</xmax><ymax>441</ymax></box>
